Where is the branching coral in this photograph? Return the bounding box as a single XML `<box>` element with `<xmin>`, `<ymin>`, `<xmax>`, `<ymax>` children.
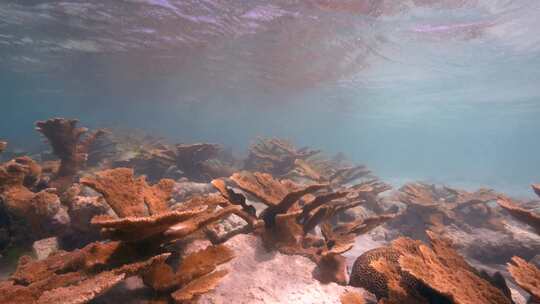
<box><xmin>80</xmin><ymin>168</ymin><xmax>174</xmax><ymax>217</ymax></box>
<box><xmin>244</xmin><ymin>138</ymin><xmax>374</xmax><ymax>187</ymax></box>
<box><xmin>114</xmin><ymin>141</ymin><xmax>232</xmax><ymax>182</ymax></box>
<box><xmin>0</xmin><ymin>156</ymin><xmax>69</xmax><ymax>248</ymax></box>
<box><xmin>340</xmin><ymin>291</ymin><xmax>366</xmax><ymax>304</ymax></box>
<box><xmin>213</xmin><ymin>170</ymin><xmax>395</xmax><ymax>285</ymax></box>
<box><xmin>389</xmin><ymin>182</ymin><xmax>501</xmax><ymax>239</ymax></box>
<box><xmin>507</xmin><ymin>256</ymin><xmax>540</xmax><ymax>302</ymax></box>
<box><xmin>245</xmin><ymin>138</ymin><xmax>320</xmax><ymax>176</ymax></box>
<box><xmin>174</xmin><ymin>143</ymin><xmax>225</xmax><ymax>181</ymax></box>
<box><xmin>350</xmin><ymin>231</ymin><xmax>513</xmax><ymax>304</ymax></box>
<box><xmin>35</xmin><ymin>118</ymin><xmax>105</xmax><ymax>189</ymax></box>
<box><xmin>0</xmin><ymin>166</ymin><xmax>240</xmax><ymax>303</ymax></box>
<box><xmin>498</xmin><ymin>196</ymin><xmax>540</xmax><ymax>234</ymax></box>
<box><xmin>0</xmin><ymin>239</ymin><xmax>169</xmax><ymax>304</ymax></box>
<box><xmin>143</xmin><ymin>244</ymin><xmax>234</xmax><ymax>296</ymax></box>
<box><xmin>533</xmin><ymin>184</ymin><xmax>540</xmax><ymax>198</ymax></box>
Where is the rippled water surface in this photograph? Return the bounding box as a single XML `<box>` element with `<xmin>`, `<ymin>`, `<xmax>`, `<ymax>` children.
<box><xmin>1</xmin><ymin>0</ymin><xmax>539</xmax><ymax>196</ymax></box>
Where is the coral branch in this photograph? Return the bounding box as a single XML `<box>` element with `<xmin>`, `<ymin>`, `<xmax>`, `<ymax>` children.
<box><xmin>230</xmin><ymin>171</ymin><xmax>296</xmax><ymax>206</ymax></box>
<box><xmin>507</xmin><ymin>256</ymin><xmax>540</xmax><ymax>301</ymax></box>
<box><xmin>351</xmin><ymin>232</ymin><xmax>513</xmax><ymax>304</ymax></box>
<box><xmin>340</xmin><ymin>291</ymin><xmax>366</xmax><ymax>304</ymax></box>
<box><xmin>533</xmin><ymin>184</ymin><xmax>540</xmax><ymax>198</ymax></box>
<box><xmin>498</xmin><ymin>197</ymin><xmax>540</xmax><ymax>234</ymax></box>
<box><xmin>35</xmin><ymin>118</ymin><xmax>104</xmax><ymax>188</ymax></box>
<box><xmin>80</xmin><ymin>168</ymin><xmax>174</xmax><ymax>217</ymax></box>
<box><xmin>171</xmin><ymin>270</ymin><xmax>229</xmax><ymax>303</ymax></box>
<box><xmin>164</xmin><ymin>205</ymin><xmax>241</xmax><ymax>241</ymax></box>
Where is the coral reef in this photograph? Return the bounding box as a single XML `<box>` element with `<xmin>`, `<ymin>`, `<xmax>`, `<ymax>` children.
<box><xmin>35</xmin><ymin>118</ymin><xmax>105</xmax><ymax>190</ymax></box>
<box><xmin>2</xmin><ymin>118</ymin><xmax>540</xmax><ymax>303</ymax></box>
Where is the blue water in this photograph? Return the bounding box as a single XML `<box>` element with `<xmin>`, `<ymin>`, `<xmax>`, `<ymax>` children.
<box><xmin>1</xmin><ymin>0</ymin><xmax>539</xmax><ymax>197</ymax></box>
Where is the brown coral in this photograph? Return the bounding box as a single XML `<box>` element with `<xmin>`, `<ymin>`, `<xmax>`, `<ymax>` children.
<box><xmin>508</xmin><ymin>256</ymin><xmax>540</xmax><ymax>301</ymax></box>
<box><xmin>143</xmin><ymin>244</ymin><xmax>234</xmax><ymax>292</ymax></box>
<box><xmin>82</xmin><ymin>168</ymin><xmax>250</xmax><ymax>246</ymax></box>
<box><xmin>340</xmin><ymin>291</ymin><xmax>366</xmax><ymax>304</ymax></box>
<box><xmin>221</xmin><ymin>171</ymin><xmax>394</xmax><ymax>285</ymax></box>
<box><xmin>0</xmin><ymin>140</ymin><xmax>6</xmax><ymax>154</ymax></box>
<box><xmin>171</xmin><ymin>270</ymin><xmax>229</xmax><ymax>303</ymax></box>
<box><xmin>390</xmin><ymin>182</ymin><xmax>501</xmax><ymax>239</ymax></box>
<box><xmin>350</xmin><ymin>232</ymin><xmax>513</xmax><ymax>304</ymax></box>
<box><xmin>245</xmin><ymin>138</ymin><xmax>320</xmax><ymax>176</ymax></box>
<box><xmin>533</xmin><ymin>184</ymin><xmax>540</xmax><ymax>198</ymax></box>
<box><xmin>80</xmin><ymin>168</ymin><xmax>174</xmax><ymax>217</ymax></box>
<box><xmin>0</xmin><ymin>239</ymin><xmax>169</xmax><ymax>304</ymax></box>
<box><xmin>498</xmin><ymin>196</ymin><xmax>540</xmax><ymax>234</ymax></box>
<box><xmin>174</xmin><ymin>143</ymin><xmax>223</xmax><ymax>182</ymax></box>
<box><xmin>230</xmin><ymin>171</ymin><xmax>297</xmax><ymax>206</ymax></box>
<box><xmin>35</xmin><ymin>118</ymin><xmax>104</xmax><ymax>189</ymax></box>
<box><xmin>244</xmin><ymin>138</ymin><xmax>376</xmax><ymax>188</ymax></box>
<box><xmin>398</xmin><ymin>232</ymin><xmax>512</xmax><ymax>304</ymax></box>
<box><xmin>0</xmin><ymin>157</ymin><xmax>68</xmax><ymax>245</ymax></box>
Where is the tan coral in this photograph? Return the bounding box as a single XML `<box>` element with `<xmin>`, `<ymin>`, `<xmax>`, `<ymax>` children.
<box><xmin>398</xmin><ymin>232</ymin><xmax>512</xmax><ymax>304</ymax></box>
<box><xmin>210</xmin><ymin>179</ymin><xmax>257</xmax><ymax>220</ymax></box>
<box><xmin>171</xmin><ymin>270</ymin><xmax>229</xmax><ymax>304</ymax></box>
<box><xmin>351</xmin><ymin>233</ymin><xmax>513</xmax><ymax>304</ymax></box>
<box><xmin>507</xmin><ymin>256</ymin><xmax>540</xmax><ymax>301</ymax></box>
<box><xmin>80</xmin><ymin>168</ymin><xmax>174</xmax><ymax>217</ymax></box>
<box><xmin>340</xmin><ymin>291</ymin><xmax>366</xmax><ymax>304</ymax></box>
<box><xmin>83</xmin><ymin>170</ymin><xmax>245</xmax><ymax>243</ymax></box>
<box><xmin>0</xmin><ymin>160</ymin><xmax>38</xmax><ymax>217</ymax></box>
<box><xmin>230</xmin><ymin>171</ymin><xmax>297</xmax><ymax>206</ymax></box>
<box><xmin>0</xmin><ymin>158</ymin><xmax>67</xmax><ymax>241</ymax></box>
<box><xmin>137</xmin><ymin>245</ymin><xmax>234</xmax><ymax>303</ymax></box>
<box><xmin>174</xmin><ymin>143</ymin><xmax>222</xmax><ymax>182</ymax></box>
<box><xmin>498</xmin><ymin>196</ymin><xmax>540</xmax><ymax>234</ymax></box>
<box><xmin>35</xmin><ymin>118</ymin><xmax>104</xmax><ymax>189</ymax></box>
<box><xmin>164</xmin><ymin>205</ymin><xmax>243</xmax><ymax>241</ymax></box>
<box><xmin>35</xmin><ymin>271</ymin><xmax>126</xmax><ymax>304</ymax></box>
<box><xmin>390</xmin><ymin>182</ymin><xmax>501</xmax><ymax>239</ymax></box>
<box><xmin>1</xmin><ymin>239</ymin><xmax>170</xmax><ymax>304</ymax></box>
<box><xmin>224</xmin><ymin>171</ymin><xmax>394</xmax><ymax>285</ymax></box>
<box><xmin>91</xmin><ymin>207</ymin><xmax>208</xmax><ymax>242</ymax></box>
<box><xmin>533</xmin><ymin>184</ymin><xmax>540</xmax><ymax>198</ymax></box>
<box><xmin>245</xmin><ymin>138</ymin><xmax>320</xmax><ymax>176</ymax></box>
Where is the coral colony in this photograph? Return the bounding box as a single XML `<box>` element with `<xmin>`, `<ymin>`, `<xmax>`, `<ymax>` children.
<box><xmin>0</xmin><ymin>118</ymin><xmax>538</xmax><ymax>304</ymax></box>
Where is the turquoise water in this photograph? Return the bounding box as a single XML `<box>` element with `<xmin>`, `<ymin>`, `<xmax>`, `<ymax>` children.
<box><xmin>1</xmin><ymin>0</ymin><xmax>539</xmax><ymax>197</ymax></box>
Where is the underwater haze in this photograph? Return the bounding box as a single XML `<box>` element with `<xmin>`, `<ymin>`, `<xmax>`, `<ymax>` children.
<box><xmin>1</xmin><ymin>0</ymin><xmax>540</xmax><ymax>197</ymax></box>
